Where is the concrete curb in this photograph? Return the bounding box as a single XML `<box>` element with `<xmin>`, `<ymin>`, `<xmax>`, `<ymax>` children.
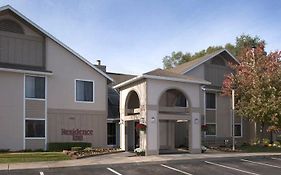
<box><xmin>1</xmin><ymin>152</ymin><xmax>281</xmax><ymax>171</ymax></box>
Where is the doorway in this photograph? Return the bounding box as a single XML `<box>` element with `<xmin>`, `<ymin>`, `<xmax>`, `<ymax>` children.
<box><xmin>126</xmin><ymin>120</ymin><xmax>140</xmax><ymax>151</ymax></box>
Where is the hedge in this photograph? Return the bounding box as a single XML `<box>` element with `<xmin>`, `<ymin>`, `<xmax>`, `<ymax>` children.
<box><xmin>48</xmin><ymin>142</ymin><xmax>92</xmax><ymax>151</ymax></box>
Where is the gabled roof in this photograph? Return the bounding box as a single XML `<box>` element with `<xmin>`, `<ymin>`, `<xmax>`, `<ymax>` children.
<box><xmin>0</xmin><ymin>5</ymin><xmax>113</xmax><ymax>82</ymax></box>
<box><xmin>113</xmin><ymin>68</ymin><xmax>210</xmax><ymax>89</ymax></box>
<box><xmin>169</xmin><ymin>49</ymin><xmax>239</xmax><ymax>74</ymax></box>
<box><xmin>107</xmin><ymin>72</ymin><xmax>136</xmax><ymax>86</ymax></box>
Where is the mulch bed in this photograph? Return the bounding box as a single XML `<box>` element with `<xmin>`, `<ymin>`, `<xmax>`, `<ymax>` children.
<box><xmin>208</xmin><ymin>146</ymin><xmax>242</xmax><ymax>152</ymax></box>
<box><xmin>63</xmin><ymin>148</ymin><xmax>123</xmax><ymax>159</ymax></box>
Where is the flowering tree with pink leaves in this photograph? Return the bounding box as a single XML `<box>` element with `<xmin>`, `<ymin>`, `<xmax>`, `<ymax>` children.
<box><xmin>222</xmin><ymin>43</ymin><xmax>281</xmax><ymax>137</ymax></box>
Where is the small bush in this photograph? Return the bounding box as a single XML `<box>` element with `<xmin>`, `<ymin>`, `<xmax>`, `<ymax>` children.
<box><xmin>84</xmin><ymin>147</ymin><xmax>94</xmax><ymax>151</ymax></box>
<box><xmin>0</xmin><ymin>149</ymin><xmax>10</xmax><ymax>153</ymax></box>
<box><xmin>71</xmin><ymin>147</ymin><xmax>82</xmax><ymax>151</ymax></box>
<box><xmin>34</xmin><ymin>149</ymin><xmax>45</xmax><ymax>152</ymax></box>
<box><xmin>22</xmin><ymin>149</ymin><xmax>33</xmax><ymax>152</ymax></box>
<box><xmin>252</xmin><ymin>138</ymin><xmax>261</xmax><ymax>145</ymax></box>
<box><xmin>273</xmin><ymin>141</ymin><xmax>280</xmax><ymax>147</ymax></box>
<box><xmin>48</xmin><ymin>142</ymin><xmax>91</xmax><ymax>152</ymax></box>
<box><xmin>262</xmin><ymin>138</ymin><xmax>270</xmax><ymax>146</ymax></box>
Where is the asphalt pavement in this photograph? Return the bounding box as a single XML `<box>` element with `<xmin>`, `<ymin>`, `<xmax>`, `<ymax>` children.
<box><xmin>2</xmin><ymin>155</ymin><xmax>281</xmax><ymax>175</ymax></box>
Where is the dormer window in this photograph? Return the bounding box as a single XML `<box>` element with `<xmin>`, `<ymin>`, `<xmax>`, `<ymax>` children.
<box><xmin>0</xmin><ymin>19</ymin><xmax>24</xmax><ymax>34</ymax></box>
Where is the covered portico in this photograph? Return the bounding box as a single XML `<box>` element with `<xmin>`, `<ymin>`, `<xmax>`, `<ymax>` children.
<box><xmin>114</xmin><ymin>69</ymin><xmax>210</xmax><ymax>155</ymax></box>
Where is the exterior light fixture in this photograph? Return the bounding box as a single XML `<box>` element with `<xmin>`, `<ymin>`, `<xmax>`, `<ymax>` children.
<box><xmin>194</xmin><ymin>118</ymin><xmax>199</xmax><ymax>124</ymax></box>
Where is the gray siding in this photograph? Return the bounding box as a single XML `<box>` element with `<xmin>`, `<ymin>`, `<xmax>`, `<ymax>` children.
<box><xmin>25</xmin><ymin>100</ymin><xmax>45</xmax><ymax>119</ymax></box>
<box><xmin>0</xmin><ymin>72</ymin><xmax>24</xmax><ymax>150</ymax></box>
<box><xmin>25</xmin><ymin>139</ymin><xmax>45</xmax><ymax>150</ymax></box>
<box><xmin>186</xmin><ymin>64</ymin><xmax>205</xmax><ymax>79</ymax></box>
<box><xmin>205</xmin><ymin>64</ymin><xmax>230</xmax><ymax>87</ymax></box>
<box><xmin>216</xmin><ymin>95</ymin><xmax>231</xmax><ymax>137</ymax></box>
<box><xmin>0</xmin><ymin>31</ymin><xmax>44</xmax><ymax>68</ymax></box>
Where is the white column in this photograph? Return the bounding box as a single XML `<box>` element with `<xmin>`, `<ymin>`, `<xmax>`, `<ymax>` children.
<box><xmin>146</xmin><ymin>110</ymin><xmax>159</xmax><ymax>155</ymax></box>
<box><xmin>189</xmin><ymin>112</ymin><xmax>201</xmax><ymax>154</ymax></box>
<box><xmin>120</xmin><ymin>120</ymin><xmax>126</xmax><ymax>150</ymax></box>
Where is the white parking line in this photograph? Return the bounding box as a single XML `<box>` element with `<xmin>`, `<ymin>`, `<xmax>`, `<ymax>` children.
<box><xmin>160</xmin><ymin>164</ymin><xmax>193</xmax><ymax>175</ymax></box>
<box><xmin>272</xmin><ymin>157</ymin><xmax>281</xmax><ymax>161</ymax></box>
<box><xmin>39</xmin><ymin>172</ymin><xmax>44</xmax><ymax>175</ymax></box>
<box><xmin>205</xmin><ymin>161</ymin><xmax>260</xmax><ymax>175</ymax></box>
<box><xmin>107</xmin><ymin>167</ymin><xmax>123</xmax><ymax>175</ymax></box>
<box><xmin>241</xmin><ymin>159</ymin><xmax>281</xmax><ymax>169</ymax></box>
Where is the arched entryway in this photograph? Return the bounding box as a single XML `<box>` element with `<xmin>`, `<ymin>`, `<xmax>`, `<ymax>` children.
<box><xmin>125</xmin><ymin>90</ymin><xmax>140</xmax><ymax>115</ymax></box>
<box><xmin>124</xmin><ymin>90</ymin><xmax>141</xmax><ymax>151</ymax></box>
<box><xmin>159</xmin><ymin>89</ymin><xmax>190</xmax><ymax>113</ymax></box>
<box><xmin>117</xmin><ymin>72</ymin><xmax>205</xmax><ymax>155</ymax></box>
<box><xmin>158</xmin><ymin>89</ymin><xmax>191</xmax><ymax>153</ymax></box>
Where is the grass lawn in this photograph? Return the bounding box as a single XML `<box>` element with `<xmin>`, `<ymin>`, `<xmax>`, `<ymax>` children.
<box><xmin>0</xmin><ymin>152</ymin><xmax>70</xmax><ymax>164</ymax></box>
<box><xmin>240</xmin><ymin>145</ymin><xmax>281</xmax><ymax>153</ymax></box>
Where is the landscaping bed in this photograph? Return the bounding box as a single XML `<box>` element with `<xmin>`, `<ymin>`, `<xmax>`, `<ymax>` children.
<box><xmin>207</xmin><ymin>140</ymin><xmax>281</xmax><ymax>153</ymax></box>
<box><xmin>239</xmin><ymin>145</ymin><xmax>281</xmax><ymax>153</ymax></box>
<box><xmin>63</xmin><ymin>147</ymin><xmax>123</xmax><ymax>159</ymax></box>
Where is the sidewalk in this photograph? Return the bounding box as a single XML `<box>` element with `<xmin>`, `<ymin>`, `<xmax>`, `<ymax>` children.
<box><xmin>1</xmin><ymin>151</ymin><xmax>281</xmax><ymax>171</ymax></box>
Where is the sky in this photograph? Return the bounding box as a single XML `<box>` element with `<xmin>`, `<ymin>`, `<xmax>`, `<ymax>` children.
<box><xmin>0</xmin><ymin>0</ymin><xmax>281</xmax><ymax>74</ymax></box>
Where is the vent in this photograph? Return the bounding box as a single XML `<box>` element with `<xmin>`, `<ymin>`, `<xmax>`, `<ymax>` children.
<box><xmin>0</xmin><ymin>19</ymin><xmax>24</xmax><ymax>34</ymax></box>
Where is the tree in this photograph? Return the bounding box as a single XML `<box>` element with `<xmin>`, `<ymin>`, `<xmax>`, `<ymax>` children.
<box><xmin>234</xmin><ymin>34</ymin><xmax>265</xmax><ymax>56</ymax></box>
<box><xmin>163</xmin><ymin>46</ymin><xmax>223</xmax><ymax>69</ymax></box>
<box><xmin>162</xmin><ymin>51</ymin><xmax>192</xmax><ymax>69</ymax></box>
<box><xmin>222</xmin><ymin>43</ymin><xmax>281</xmax><ymax>140</ymax></box>
<box><xmin>162</xmin><ymin>34</ymin><xmax>264</xmax><ymax>69</ymax></box>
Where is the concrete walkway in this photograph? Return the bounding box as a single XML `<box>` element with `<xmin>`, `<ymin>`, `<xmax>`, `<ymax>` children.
<box><xmin>1</xmin><ymin>152</ymin><xmax>281</xmax><ymax>171</ymax></box>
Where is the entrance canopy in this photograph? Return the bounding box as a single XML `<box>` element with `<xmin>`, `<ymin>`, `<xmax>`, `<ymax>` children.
<box><xmin>114</xmin><ymin>68</ymin><xmax>210</xmax><ymax>155</ymax></box>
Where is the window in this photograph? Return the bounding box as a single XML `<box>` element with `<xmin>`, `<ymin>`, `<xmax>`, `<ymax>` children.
<box><xmin>75</xmin><ymin>80</ymin><xmax>94</xmax><ymax>102</ymax></box>
<box><xmin>206</xmin><ymin>93</ymin><xmax>216</xmax><ymax>109</ymax></box>
<box><xmin>235</xmin><ymin>124</ymin><xmax>242</xmax><ymax>137</ymax></box>
<box><xmin>25</xmin><ymin>76</ymin><xmax>45</xmax><ymax>99</ymax></box>
<box><xmin>25</xmin><ymin>120</ymin><xmax>45</xmax><ymax>138</ymax></box>
<box><xmin>206</xmin><ymin>124</ymin><xmax>216</xmax><ymax>136</ymax></box>
<box><xmin>107</xmin><ymin>123</ymin><xmax>116</xmax><ymax>145</ymax></box>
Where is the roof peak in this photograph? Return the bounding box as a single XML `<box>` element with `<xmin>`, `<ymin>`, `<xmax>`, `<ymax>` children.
<box><xmin>169</xmin><ymin>49</ymin><xmax>238</xmax><ymax>74</ymax></box>
<box><xmin>0</xmin><ymin>5</ymin><xmax>113</xmax><ymax>82</ymax></box>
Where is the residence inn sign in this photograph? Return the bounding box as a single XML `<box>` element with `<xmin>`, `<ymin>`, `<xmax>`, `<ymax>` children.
<box><xmin>61</xmin><ymin>129</ymin><xmax>94</xmax><ymax>141</ymax></box>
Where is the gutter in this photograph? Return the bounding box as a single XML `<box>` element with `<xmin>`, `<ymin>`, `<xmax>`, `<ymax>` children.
<box><xmin>114</xmin><ymin>74</ymin><xmax>211</xmax><ymax>89</ymax></box>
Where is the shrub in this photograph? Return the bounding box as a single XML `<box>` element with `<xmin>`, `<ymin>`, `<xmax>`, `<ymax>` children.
<box><xmin>22</xmin><ymin>149</ymin><xmax>33</xmax><ymax>152</ymax></box>
<box><xmin>252</xmin><ymin>138</ymin><xmax>261</xmax><ymax>145</ymax></box>
<box><xmin>273</xmin><ymin>141</ymin><xmax>280</xmax><ymax>147</ymax></box>
<box><xmin>34</xmin><ymin>149</ymin><xmax>45</xmax><ymax>152</ymax></box>
<box><xmin>84</xmin><ymin>147</ymin><xmax>94</xmax><ymax>151</ymax></box>
<box><xmin>262</xmin><ymin>138</ymin><xmax>270</xmax><ymax>146</ymax></box>
<box><xmin>48</xmin><ymin>142</ymin><xmax>91</xmax><ymax>151</ymax></box>
<box><xmin>0</xmin><ymin>149</ymin><xmax>10</xmax><ymax>153</ymax></box>
<box><xmin>71</xmin><ymin>147</ymin><xmax>82</xmax><ymax>151</ymax></box>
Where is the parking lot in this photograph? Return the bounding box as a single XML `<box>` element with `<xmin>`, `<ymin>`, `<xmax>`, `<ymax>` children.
<box><xmin>2</xmin><ymin>156</ymin><xmax>281</xmax><ymax>175</ymax></box>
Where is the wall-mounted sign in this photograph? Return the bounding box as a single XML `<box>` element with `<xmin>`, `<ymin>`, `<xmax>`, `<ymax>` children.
<box><xmin>61</xmin><ymin>129</ymin><xmax>93</xmax><ymax>141</ymax></box>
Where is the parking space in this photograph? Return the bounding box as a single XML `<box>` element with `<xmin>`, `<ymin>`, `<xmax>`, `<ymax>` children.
<box><xmin>107</xmin><ymin>164</ymin><xmax>179</xmax><ymax>175</ymax></box>
<box><xmin>105</xmin><ymin>156</ymin><xmax>281</xmax><ymax>175</ymax></box>
<box><xmin>2</xmin><ymin>156</ymin><xmax>281</xmax><ymax>175</ymax></box>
